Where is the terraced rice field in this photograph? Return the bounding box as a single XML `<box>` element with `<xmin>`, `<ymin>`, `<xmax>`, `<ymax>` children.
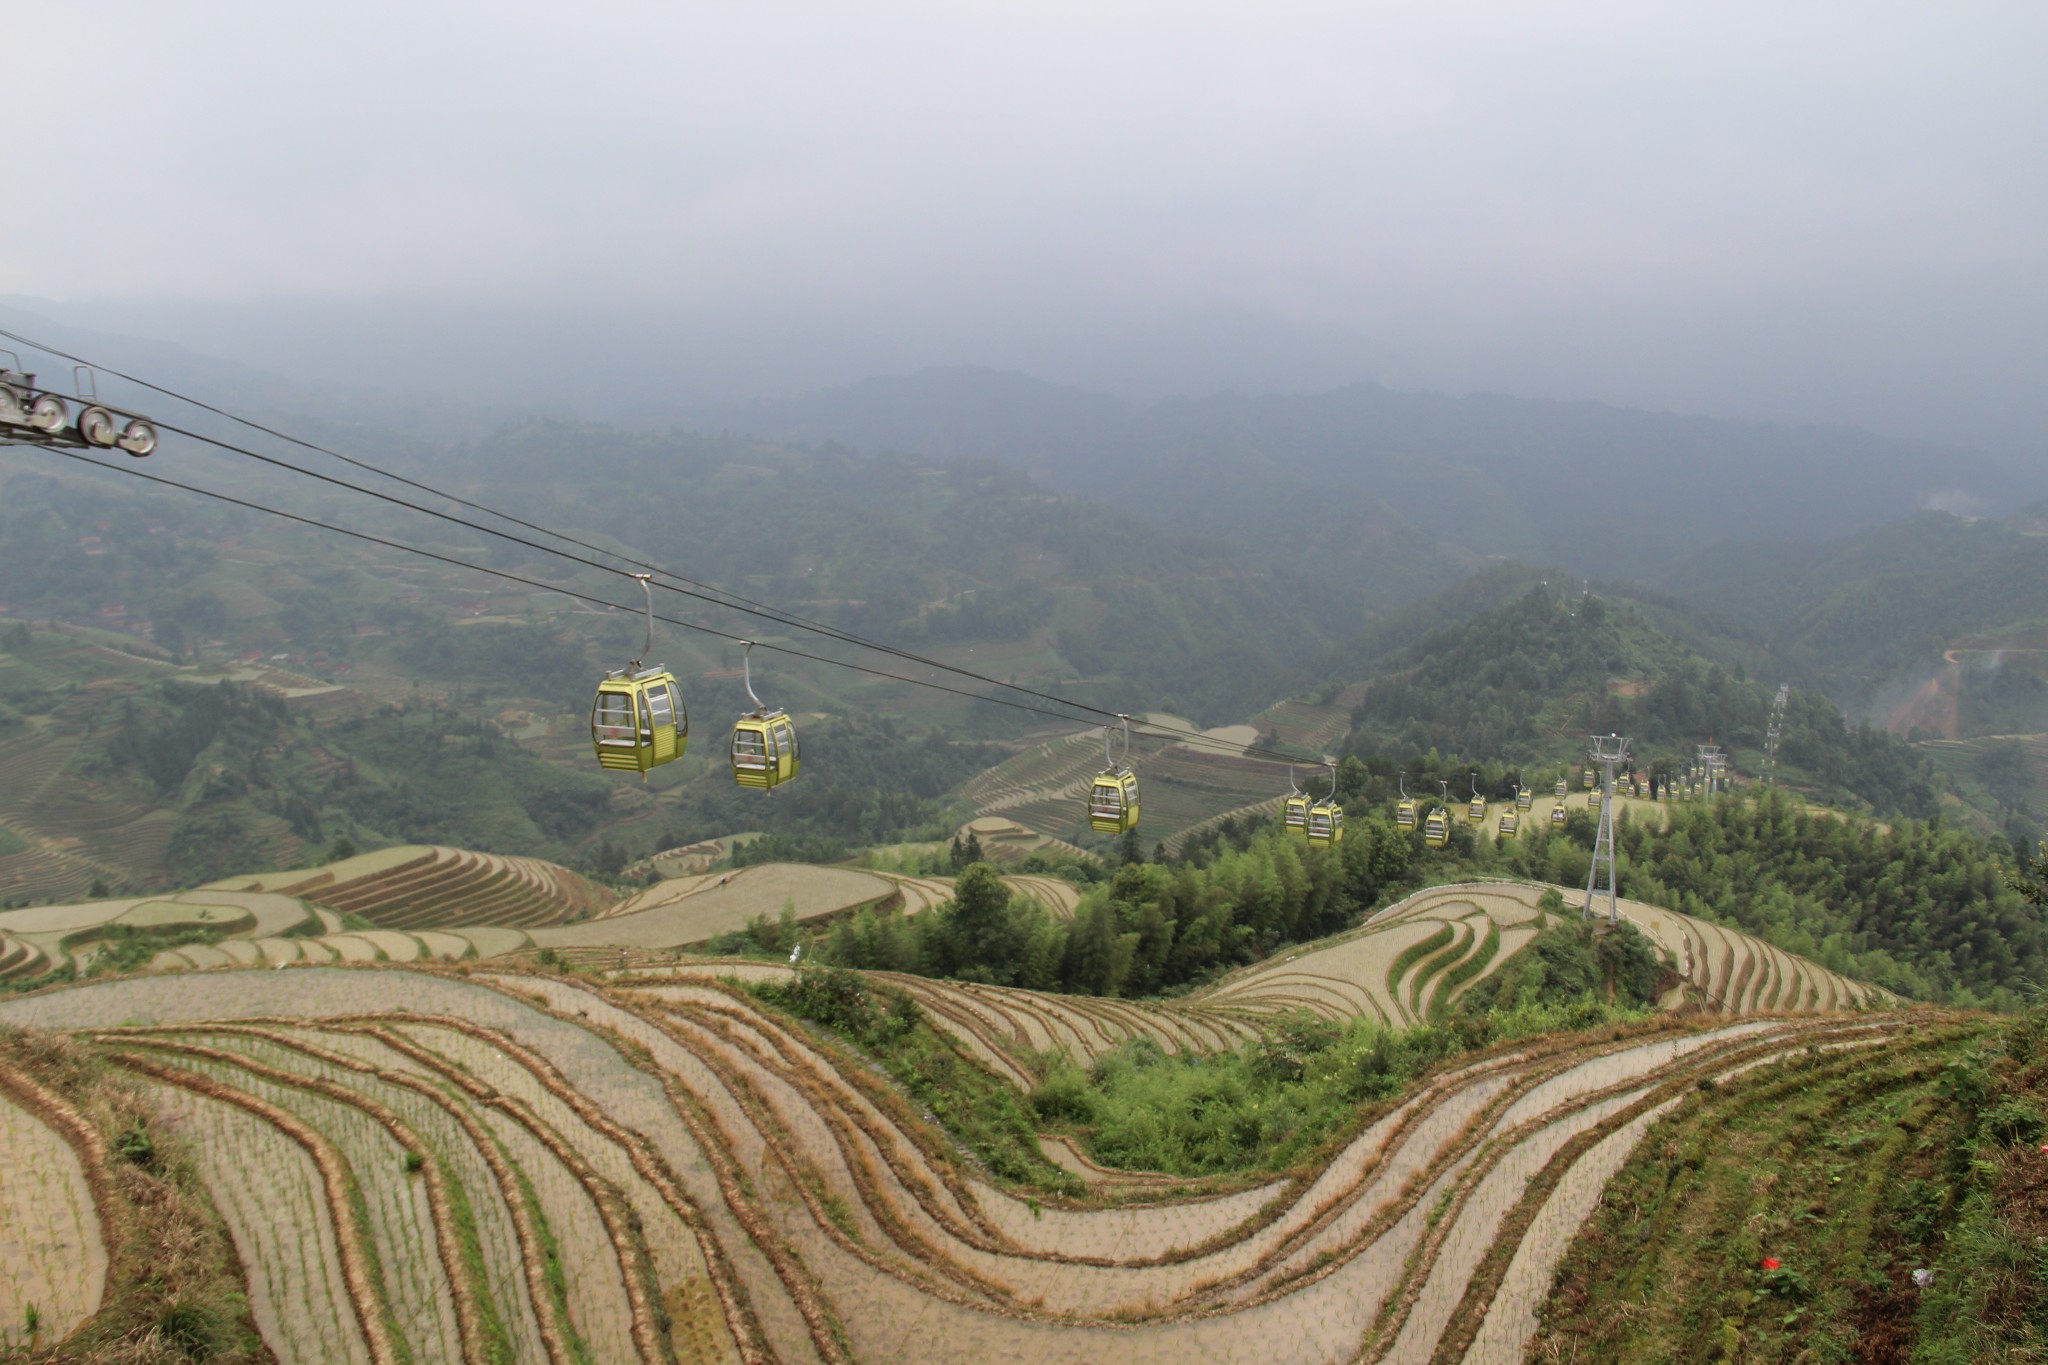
<box><xmin>0</xmin><ymin>1073</ymin><xmax>107</xmax><ymax>1350</ymax></box>
<box><xmin>959</xmin><ymin>725</ymin><xmax>1303</xmax><ymax>847</ymax></box>
<box><xmin>1249</xmin><ymin>685</ymin><xmax>1366</xmax><ymax>755</ymax></box>
<box><xmin>216</xmin><ymin>844</ymin><xmax>617</xmax><ymax>929</ymax></box>
<box><xmin>617</xmin><ymin>881</ymin><xmax>1876</xmax><ymax>1089</ymax></box>
<box><xmin>956</xmin><ymin>729</ymin><xmax>1110</xmax><ymax>814</ymax></box>
<box><xmin>0</xmin><ymin>726</ymin><xmax>153</xmax><ymax>903</ymax></box>
<box><xmin>0</xmin><ymin>887</ymin><xmax>324</xmax><ymax>976</ymax></box>
<box><xmin>0</xmin><ymin>717</ymin><xmax>275</xmax><ymax>901</ymax></box>
<box><xmin>148</xmin><ymin>925</ymin><xmax>509</xmax><ymax>973</ymax></box>
<box><xmin>0</xmin><ymin>964</ymin><xmax>1922</xmax><ymax>1364</ymax></box>
<box><xmin>530</xmin><ymin>863</ymin><xmax>900</xmax><ymax>958</ymax></box>
<box><xmin>0</xmin><ymin>930</ymin><xmax>48</xmax><ymax>982</ymax></box>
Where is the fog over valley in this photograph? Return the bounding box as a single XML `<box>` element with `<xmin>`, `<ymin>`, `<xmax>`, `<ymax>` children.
<box><xmin>5</xmin><ymin>2</ymin><xmax>2045</xmax><ymax>460</ymax></box>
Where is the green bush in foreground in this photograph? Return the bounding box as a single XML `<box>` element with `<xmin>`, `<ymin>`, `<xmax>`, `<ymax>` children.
<box><xmin>1038</xmin><ymin>996</ymin><xmax>1650</xmax><ymax>1177</ymax></box>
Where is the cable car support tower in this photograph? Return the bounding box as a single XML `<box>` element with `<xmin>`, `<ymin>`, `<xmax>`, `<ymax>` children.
<box><xmin>1583</xmin><ymin>733</ymin><xmax>1630</xmax><ymax>923</ymax></box>
<box><xmin>1763</xmin><ymin>684</ymin><xmax>1790</xmax><ymax>785</ymax></box>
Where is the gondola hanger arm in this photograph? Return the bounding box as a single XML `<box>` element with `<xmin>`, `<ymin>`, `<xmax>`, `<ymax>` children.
<box><xmin>742</xmin><ymin>641</ymin><xmax>765</xmax><ymax>712</ymax></box>
<box><xmin>631</xmin><ymin>573</ymin><xmax>653</xmax><ymax>668</ymax></box>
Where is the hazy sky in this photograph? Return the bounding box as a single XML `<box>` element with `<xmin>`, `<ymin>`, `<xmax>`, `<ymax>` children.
<box><xmin>8</xmin><ymin>2</ymin><xmax>2046</xmax><ymax>453</ymax></box>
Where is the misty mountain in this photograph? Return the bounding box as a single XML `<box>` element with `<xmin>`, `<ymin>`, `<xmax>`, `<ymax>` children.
<box><xmin>1651</xmin><ymin>505</ymin><xmax>2048</xmax><ymax>725</ymax></box>
<box><xmin>698</xmin><ymin>367</ymin><xmax>2035</xmax><ymax>585</ymax></box>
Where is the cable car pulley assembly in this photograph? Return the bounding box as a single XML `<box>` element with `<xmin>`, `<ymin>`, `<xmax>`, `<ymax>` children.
<box><xmin>0</xmin><ymin>358</ymin><xmax>156</xmax><ymax>456</ymax></box>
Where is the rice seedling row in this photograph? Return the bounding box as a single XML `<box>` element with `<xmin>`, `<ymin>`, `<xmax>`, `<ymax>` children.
<box><xmin>0</xmin><ymin>1078</ymin><xmax>106</xmax><ymax>1349</ymax></box>
<box><xmin>111</xmin><ymin>1052</ymin><xmax>403</xmax><ymax>1364</ymax></box>
<box><xmin>109</xmin><ymin>1037</ymin><xmax>474</xmax><ymax>1363</ymax></box>
<box><xmin>143</xmin><ymin>1079</ymin><xmax>375</xmax><ymax>1365</ymax></box>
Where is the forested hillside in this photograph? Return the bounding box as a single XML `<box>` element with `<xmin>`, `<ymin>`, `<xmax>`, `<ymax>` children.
<box><xmin>1342</xmin><ymin>584</ymin><xmax>1938</xmax><ymax>816</ymax></box>
<box><xmin>1656</xmin><ymin>506</ymin><xmax>2048</xmax><ymax>716</ymax></box>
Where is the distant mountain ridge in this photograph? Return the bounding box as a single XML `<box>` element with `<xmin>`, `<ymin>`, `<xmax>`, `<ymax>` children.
<box><xmin>696</xmin><ymin>366</ymin><xmax>2034</xmax><ymax>584</ymax></box>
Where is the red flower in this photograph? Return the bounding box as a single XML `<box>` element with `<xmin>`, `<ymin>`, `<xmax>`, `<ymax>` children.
<box><xmin>1761</xmin><ymin>1258</ymin><xmax>1781</xmax><ymax>1271</ymax></box>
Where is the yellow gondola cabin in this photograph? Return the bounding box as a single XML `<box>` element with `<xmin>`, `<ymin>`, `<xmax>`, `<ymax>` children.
<box><xmin>1515</xmin><ymin>785</ymin><xmax>1533</xmax><ymax>811</ymax></box>
<box><xmin>1498</xmin><ymin>810</ymin><xmax>1519</xmax><ymax>836</ymax></box>
<box><xmin>1553</xmin><ymin>777</ymin><xmax>1568</xmax><ymax>798</ymax></box>
<box><xmin>1089</xmin><ymin>717</ymin><xmax>1141</xmax><ymax>835</ymax></box>
<box><xmin>1090</xmin><ymin>771</ymin><xmax>1140</xmax><ymax>834</ymax></box>
<box><xmin>730</xmin><ymin>643</ymin><xmax>800</xmax><ymax>791</ymax></box>
<box><xmin>590</xmin><ymin>577</ymin><xmax>689</xmax><ymax>777</ymax></box>
<box><xmin>1551</xmin><ymin>803</ymin><xmax>1567</xmax><ymax>827</ymax></box>
<box><xmin>592</xmin><ymin>667</ymin><xmax>688</xmax><ymax>775</ymax></box>
<box><xmin>1284</xmin><ymin>792</ymin><xmax>1311</xmax><ymax>836</ymax></box>
<box><xmin>1423</xmin><ymin>806</ymin><xmax>1451</xmax><ymax>848</ymax></box>
<box><xmin>1307</xmin><ymin>799</ymin><xmax>1343</xmax><ymax>847</ymax></box>
<box><xmin>732</xmin><ymin>712</ymin><xmax>799</xmax><ymax>789</ymax></box>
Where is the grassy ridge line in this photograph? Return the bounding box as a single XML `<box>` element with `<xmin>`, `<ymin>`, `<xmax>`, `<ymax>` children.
<box><xmin>1406</xmin><ymin>920</ymin><xmax>1481</xmax><ymax>1020</ymax></box>
<box><xmin>1356</xmin><ymin>1020</ymin><xmax>1913</xmax><ymax>1363</ymax></box>
<box><xmin>1435</xmin><ymin>1024</ymin><xmax>1928</xmax><ymax>1363</ymax></box>
<box><xmin>1529</xmin><ymin>1017</ymin><xmax>1987</xmax><ymax>1361</ymax></box>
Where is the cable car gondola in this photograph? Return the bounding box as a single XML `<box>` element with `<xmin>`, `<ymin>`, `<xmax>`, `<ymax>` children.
<box><xmin>1550</xmin><ymin>803</ymin><xmax>1567</xmax><ymax>827</ymax></box>
<box><xmin>1088</xmin><ymin>716</ymin><xmax>1141</xmax><ymax>835</ymax></box>
<box><xmin>1553</xmin><ymin>776</ymin><xmax>1568</xmax><ymax>798</ymax></box>
<box><xmin>1515</xmin><ymin>784</ymin><xmax>1533</xmax><ymax>812</ymax></box>
<box><xmin>591</xmin><ymin>574</ymin><xmax>689</xmax><ymax>778</ymax></box>
<box><xmin>1423</xmin><ymin>783</ymin><xmax>1452</xmax><ymax>848</ymax></box>
<box><xmin>731</xmin><ymin>642</ymin><xmax>800</xmax><ymax>790</ymax></box>
<box><xmin>1306</xmin><ymin>760</ymin><xmax>1343</xmax><ymax>847</ymax></box>
<box><xmin>1498</xmin><ymin>810</ymin><xmax>1519</xmax><ymax>836</ymax></box>
<box><xmin>1395</xmin><ymin>774</ymin><xmax>1417</xmax><ymax>830</ymax></box>
<box><xmin>1283</xmin><ymin>766</ymin><xmax>1310</xmax><ymax>838</ymax></box>
<box><xmin>1466</xmin><ymin>772</ymin><xmax>1487</xmax><ymax>824</ymax></box>
<box><xmin>1583</xmin><ymin>767</ymin><xmax>1596</xmax><ymax>790</ymax></box>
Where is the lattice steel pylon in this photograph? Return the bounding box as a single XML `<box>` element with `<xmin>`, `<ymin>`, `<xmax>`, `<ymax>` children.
<box><xmin>1763</xmin><ymin>684</ymin><xmax>1790</xmax><ymax>785</ymax></box>
<box><xmin>1583</xmin><ymin>733</ymin><xmax>1631</xmax><ymax>922</ymax></box>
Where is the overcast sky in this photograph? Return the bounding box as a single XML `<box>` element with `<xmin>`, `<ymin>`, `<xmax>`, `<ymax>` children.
<box><xmin>7</xmin><ymin>2</ymin><xmax>2045</xmax><ymax>454</ymax></box>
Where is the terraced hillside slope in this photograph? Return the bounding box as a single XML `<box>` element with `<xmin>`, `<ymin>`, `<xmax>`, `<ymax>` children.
<box><xmin>0</xmin><ymin>964</ymin><xmax>1928</xmax><ymax>1365</ymax></box>
<box><xmin>0</xmin><ymin>694</ymin><xmax>187</xmax><ymax>905</ymax></box>
<box><xmin>217</xmin><ymin>844</ymin><xmax>617</xmax><ymax>929</ymax></box>
<box><xmin>958</xmin><ymin>723</ymin><xmax>1306</xmax><ymax>850</ymax></box>
<box><xmin>629</xmin><ymin>881</ymin><xmax>1888</xmax><ymax>1087</ymax></box>
<box><xmin>2</xmin><ymin>858</ymin><xmax>1099</xmax><ymax>982</ymax></box>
